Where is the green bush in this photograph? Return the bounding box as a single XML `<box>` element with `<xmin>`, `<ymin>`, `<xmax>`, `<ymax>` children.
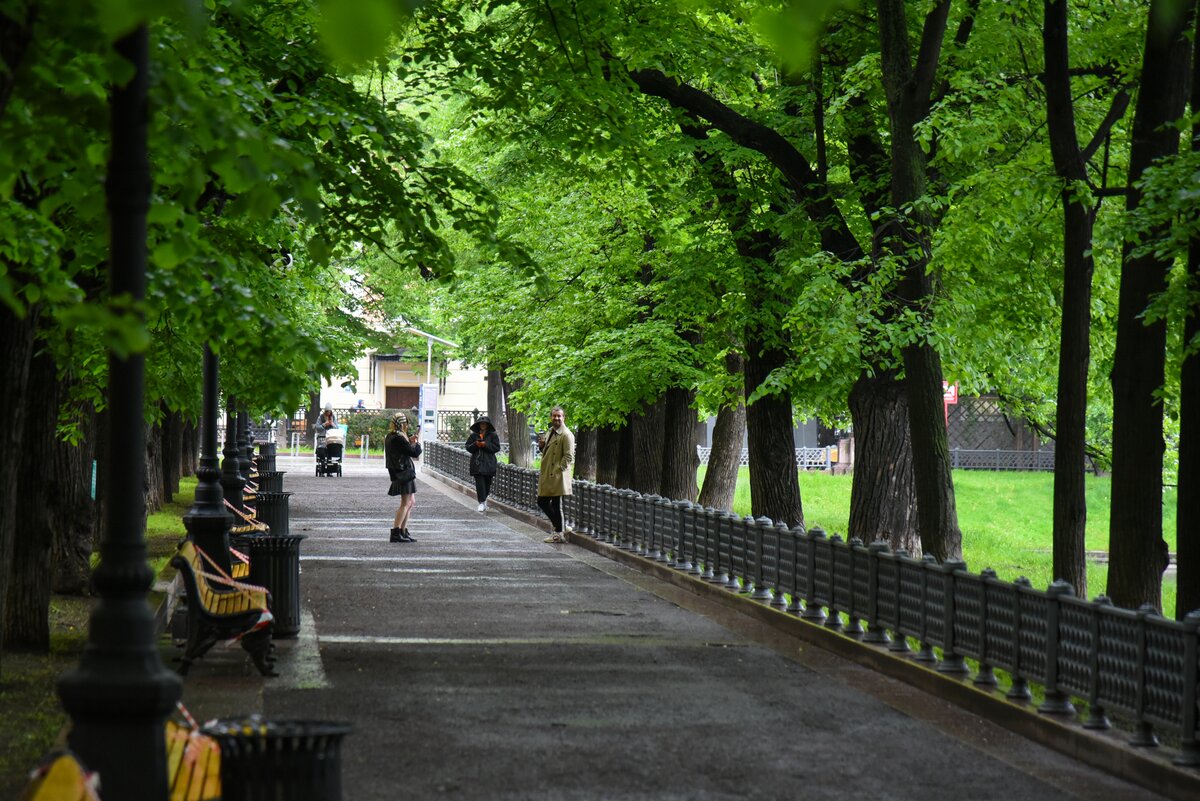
<box><xmin>344</xmin><ymin>411</ymin><xmax>390</xmax><ymax>448</ymax></box>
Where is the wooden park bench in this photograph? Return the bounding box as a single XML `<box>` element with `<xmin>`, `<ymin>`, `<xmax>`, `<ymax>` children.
<box><xmin>19</xmin><ymin>704</ymin><xmax>222</xmax><ymax>801</ymax></box>
<box><xmin>170</xmin><ymin>540</ymin><xmax>276</xmax><ymax>677</ymax></box>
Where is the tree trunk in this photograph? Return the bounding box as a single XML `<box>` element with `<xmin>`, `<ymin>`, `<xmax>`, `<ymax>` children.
<box><xmin>660</xmin><ymin>386</ymin><xmax>698</xmax><ymax>502</ymax></box>
<box><xmin>51</xmin><ymin>398</ymin><xmax>96</xmax><ymax>596</ymax></box>
<box><xmin>487</xmin><ymin>368</ymin><xmax>508</xmax><ymax>442</ymax></box>
<box><xmin>698</xmin><ymin>356</ymin><xmax>746</xmax><ymax>511</ymax></box>
<box><xmin>630</xmin><ymin>397</ymin><xmax>665</xmax><ymax>495</ymax></box>
<box><xmin>574</xmin><ymin>427</ymin><xmax>597</xmax><ymax>482</ymax></box>
<box><xmin>144</xmin><ymin>420</ymin><xmax>164</xmax><ymax>514</ymax></box>
<box><xmin>5</xmin><ymin>340</ymin><xmax>56</xmax><ymax>650</ymax></box>
<box><xmin>500</xmin><ymin>368</ymin><xmax>533</xmax><ymax>468</ymax></box>
<box><xmin>306</xmin><ymin>390</ymin><xmax>321</xmax><ymax>448</ymax></box>
<box><xmin>877</xmin><ymin>0</ymin><xmax>961</xmax><ymax>561</ymax></box>
<box><xmin>1043</xmin><ymin>0</ymin><xmax>1096</xmax><ymax>597</ymax></box>
<box><xmin>596</xmin><ymin>424</ymin><xmax>620</xmax><ymax>486</ymax></box>
<box><xmin>1177</xmin><ymin>9</ymin><xmax>1200</xmax><ymax>620</ymax></box>
<box><xmin>180</xmin><ymin>418</ymin><xmax>198</xmax><ymax>478</ymax></box>
<box><xmin>92</xmin><ymin>406</ymin><xmax>109</xmax><ymax>552</ymax></box>
<box><xmin>0</xmin><ymin>298</ymin><xmax>37</xmax><ymax>666</ymax></box>
<box><xmin>615</xmin><ymin>421</ymin><xmax>635</xmax><ymax>489</ymax></box>
<box><xmin>161</xmin><ymin>405</ymin><xmax>182</xmax><ymax>504</ymax></box>
<box><xmin>848</xmin><ymin>370</ymin><xmax>918</xmax><ymax>552</ymax></box>
<box><xmin>744</xmin><ymin>339</ymin><xmax>804</xmax><ymax>527</ymax></box>
<box><xmin>1108</xmin><ymin>0</ymin><xmax>1193</xmax><ymax>610</ymax></box>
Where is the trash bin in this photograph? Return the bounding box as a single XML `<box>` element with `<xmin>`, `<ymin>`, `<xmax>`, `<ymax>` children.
<box><xmin>256</xmin><ymin>470</ymin><xmax>286</xmax><ymax>493</ymax></box>
<box><xmin>249</xmin><ymin>534</ymin><xmax>305</xmax><ymax>637</ymax></box>
<box><xmin>255</xmin><ymin>490</ymin><xmax>292</xmax><ymax>536</ymax></box>
<box><xmin>200</xmin><ymin>717</ymin><xmax>352</xmax><ymax>801</ymax></box>
<box><xmin>255</xmin><ymin>442</ymin><xmax>277</xmax><ymax>473</ymax></box>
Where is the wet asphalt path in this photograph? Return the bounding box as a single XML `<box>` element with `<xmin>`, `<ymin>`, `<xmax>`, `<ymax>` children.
<box><xmin>174</xmin><ymin>455</ymin><xmax>1172</xmax><ymax>801</ymax></box>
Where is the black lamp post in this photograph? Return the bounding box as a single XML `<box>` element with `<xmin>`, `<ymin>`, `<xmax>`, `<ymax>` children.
<box><xmin>57</xmin><ymin>25</ymin><xmax>182</xmax><ymax>801</ymax></box>
<box><xmin>184</xmin><ymin>346</ymin><xmax>235</xmax><ymax>578</ymax></box>
<box><xmin>221</xmin><ymin>397</ymin><xmax>246</xmax><ymax>514</ymax></box>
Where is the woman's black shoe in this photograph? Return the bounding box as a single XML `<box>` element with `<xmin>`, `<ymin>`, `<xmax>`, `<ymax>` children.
<box><xmin>400</xmin><ymin>528</ymin><xmax>417</xmax><ymax>542</ymax></box>
<box><xmin>389</xmin><ymin>527</ymin><xmax>404</xmax><ymax>543</ymax></box>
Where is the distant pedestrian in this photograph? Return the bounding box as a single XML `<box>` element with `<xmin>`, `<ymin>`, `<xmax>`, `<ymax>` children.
<box><xmin>536</xmin><ymin>406</ymin><xmax>575</xmax><ymax>543</ymax></box>
<box><xmin>385</xmin><ymin>412</ymin><xmax>421</xmax><ymax>543</ymax></box>
<box><xmin>466</xmin><ymin>416</ymin><xmax>501</xmax><ymax>512</ymax></box>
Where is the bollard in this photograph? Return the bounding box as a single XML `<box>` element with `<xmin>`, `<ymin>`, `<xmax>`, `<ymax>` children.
<box><xmin>249</xmin><ymin>534</ymin><xmax>306</xmax><ymax>638</ymax></box>
<box><xmin>201</xmin><ymin>718</ymin><xmax>352</xmax><ymax>801</ymax></box>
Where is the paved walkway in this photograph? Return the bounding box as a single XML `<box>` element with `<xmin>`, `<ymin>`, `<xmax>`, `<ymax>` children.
<box><xmin>174</xmin><ymin>456</ymin><xmax>1176</xmax><ymax>801</ymax></box>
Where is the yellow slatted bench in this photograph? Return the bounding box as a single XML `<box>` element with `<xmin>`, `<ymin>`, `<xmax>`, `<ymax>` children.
<box><xmin>166</xmin><ymin>708</ymin><xmax>221</xmax><ymax>801</ymax></box>
<box><xmin>17</xmin><ymin>753</ymin><xmax>99</xmax><ymax>801</ymax></box>
<box><xmin>171</xmin><ymin>540</ymin><xmax>275</xmax><ymax>676</ymax></box>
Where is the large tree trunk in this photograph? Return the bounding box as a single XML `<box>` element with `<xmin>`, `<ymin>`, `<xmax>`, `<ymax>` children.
<box><xmin>660</xmin><ymin>386</ymin><xmax>698</xmax><ymax>501</ymax></box>
<box><xmin>1108</xmin><ymin>0</ymin><xmax>1194</xmax><ymax>611</ymax></box>
<box><xmin>144</xmin><ymin>420</ymin><xmax>164</xmax><ymax>514</ymax></box>
<box><xmin>1043</xmin><ymin>0</ymin><xmax>1098</xmax><ymax>597</ymax></box>
<box><xmin>5</xmin><ymin>340</ymin><xmax>56</xmax><ymax>650</ymax></box>
<box><xmin>574</xmin><ymin>427</ymin><xmax>597</xmax><ymax>482</ymax></box>
<box><xmin>630</xmin><ymin>397</ymin><xmax>665</xmax><ymax>495</ymax></box>
<box><xmin>180</xmin><ymin>417</ymin><xmax>198</xmax><ymax>478</ymax></box>
<box><xmin>92</xmin><ymin>407</ymin><xmax>109</xmax><ymax>552</ymax></box>
<box><xmin>848</xmin><ymin>370</ymin><xmax>918</xmax><ymax>552</ymax></box>
<box><xmin>161</xmin><ymin>406</ymin><xmax>182</xmax><ymax>504</ymax></box>
<box><xmin>745</xmin><ymin>339</ymin><xmax>804</xmax><ymax>527</ymax></box>
<box><xmin>0</xmin><ymin>298</ymin><xmax>37</xmax><ymax>666</ymax></box>
<box><xmin>596</xmin><ymin>424</ymin><xmax>620</xmax><ymax>486</ymax></box>
<box><xmin>500</xmin><ymin>367</ymin><xmax>532</xmax><ymax>468</ymax></box>
<box><xmin>615</xmin><ymin>421</ymin><xmax>635</xmax><ymax>489</ymax></box>
<box><xmin>1178</xmin><ymin>9</ymin><xmax>1200</xmax><ymax>620</ymax></box>
<box><xmin>487</xmin><ymin>368</ymin><xmax>507</xmax><ymax>442</ymax></box>
<box><xmin>877</xmin><ymin>0</ymin><xmax>961</xmax><ymax>561</ymax></box>
<box><xmin>51</xmin><ymin>398</ymin><xmax>96</xmax><ymax>596</ymax></box>
<box><xmin>698</xmin><ymin>355</ymin><xmax>746</xmax><ymax>511</ymax></box>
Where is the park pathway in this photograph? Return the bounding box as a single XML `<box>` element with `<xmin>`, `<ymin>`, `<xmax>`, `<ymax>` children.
<box><xmin>174</xmin><ymin>455</ymin><xmax>1173</xmax><ymax>801</ymax></box>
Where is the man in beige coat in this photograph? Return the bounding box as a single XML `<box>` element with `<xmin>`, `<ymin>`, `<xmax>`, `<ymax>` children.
<box><xmin>537</xmin><ymin>406</ymin><xmax>575</xmax><ymax>543</ymax></box>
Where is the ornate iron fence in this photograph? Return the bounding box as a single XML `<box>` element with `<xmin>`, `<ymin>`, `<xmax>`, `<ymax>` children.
<box><xmin>423</xmin><ymin>440</ymin><xmax>1200</xmax><ymax>766</ymax></box>
<box><xmin>698</xmin><ymin>446</ymin><xmax>834</xmax><ymax>469</ymax></box>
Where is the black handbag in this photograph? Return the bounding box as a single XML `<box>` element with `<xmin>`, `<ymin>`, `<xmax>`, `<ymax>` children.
<box><xmin>387</xmin><ymin>462</ymin><xmax>416</xmax><ymax>495</ymax></box>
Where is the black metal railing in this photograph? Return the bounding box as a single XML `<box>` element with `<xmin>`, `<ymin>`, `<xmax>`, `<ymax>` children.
<box><xmin>423</xmin><ymin>440</ymin><xmax>1199</xmax><ymax>766</ymax></box>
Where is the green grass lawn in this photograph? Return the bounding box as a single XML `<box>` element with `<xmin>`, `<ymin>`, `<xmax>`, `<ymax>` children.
<box><xmin>703</xmin><ymin>466</ymin><xmax>1179</xmax><ymax>618</ymax></box>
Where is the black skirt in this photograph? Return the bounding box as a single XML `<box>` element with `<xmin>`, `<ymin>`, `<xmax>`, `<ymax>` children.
<box><xmin>388</xmin><ymin>478</ymin><xmax>417</xmax><ymax>496</ymax></box>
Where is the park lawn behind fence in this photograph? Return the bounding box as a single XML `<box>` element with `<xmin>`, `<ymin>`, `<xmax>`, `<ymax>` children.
<box><xmin>704</xmin><ymin>466</ymin><xmax>1178</xmax><ymax>618</ymax></box>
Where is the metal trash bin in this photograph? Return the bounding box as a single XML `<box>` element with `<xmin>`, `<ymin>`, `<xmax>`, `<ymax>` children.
<box><xmin>255</xmin><ymin>442</ymin><xmax>277</xmax><ymax>473</ymax></box>
<box><xmin>256</xmin><ymin>470</ymin><xmax>286</xmax><ymax>493</ymax></box>
<box><xmin>249</xmin><ymin>534</ymin><xmax>306</xmax><ymax>637</ymax></box>
<box><xmin>201</xmin><ymin>717</ymin><xmax>352</xmax><ymax>801</ymax></box>
<box><xmin>255</xmin><ymin>490</ymin><xmax>292</xmax><ymax>536</ymax></box>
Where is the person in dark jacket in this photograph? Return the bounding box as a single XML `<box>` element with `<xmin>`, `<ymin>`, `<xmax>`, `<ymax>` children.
<box><xmin>466</xmin><ymin>416</ymin><xmax>501</xmax><ymax>512</ymax></box>
<box><xmin>385</xmin><ymin>411</ymin><xmax>421</xmax><ymax>543</ymax></box>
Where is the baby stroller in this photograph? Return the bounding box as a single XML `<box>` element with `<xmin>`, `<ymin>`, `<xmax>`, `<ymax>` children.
<box><xmin>316</xmin><ymin>427</ymin><xmax>344</xmax><ymax>477</ymax></box>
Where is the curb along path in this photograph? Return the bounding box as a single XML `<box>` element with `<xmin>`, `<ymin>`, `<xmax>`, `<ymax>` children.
<box><xmin>173</xmin><ymin>457</ymin><xmax>1171</xmax><ymax>801</ymax></box>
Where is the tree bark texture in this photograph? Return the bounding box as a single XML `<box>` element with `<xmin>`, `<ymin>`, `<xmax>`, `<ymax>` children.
<box><xmin>1043</xmin><ymin>0</ymin><xmax>1095</xmax><ymax>597</ymax></box>
<box><xmin>1108</xmin><ymin>0</ymin><xmax>1194</xmax><ymax>610</ymax></box>
<box><xmin>1177</xmin><ymin>8</ymin><xmax>1200</xmax><ymax>620</ymax></box>
<box><xmin>615</xmin><ymin>421</ymin><xmax>635</xmax><ymax>489</ymax></box>
<box><xmin>745</xmin><ymin>340</ymin><xmax>804</xmax><ymax>527</ymax></box>
<box><xmin>487</xmin><ymin>368</ymin><xmax>508</xmax><ymax>442</ymax></box>
<box><xmin>306</xmin><ymin>390</ymin><xmax>321</xmax><ymax>448</ymax></box>
<box><xmin>877</xmin><ymin>0</ymin><xmax>962</xmax><ymax>561</ymax></box>
<box><xmin>697</xmin><ymin>355</ymin><xmax>746</xmax><ymax>512</ymax></box>
<box><xmin>0</xmin><ymin>297</ymin><xmax>37</xmax><ymax>663</ymax></box>
<box><xmin>51</xmin><ymin>390</ymin><xmax>95</xmax><ymax>596</ymax></box>
<box><xmin>5</xmin><ymin>340</ymin><xmax>56</xmax><ymax>650</ymax></box>
<box><xmin>144</xmin><ymin>420</ymin><xmax>164</xmax><ymax>514</ymax></box>
<box><xmin>91</xmin><ymin>407</ymin><xmax>108</xmax><ymax>552</ymax></box>
<box><xmin>501</xmin><ymin>368</ymin><xmax>533</xmax><ymax>468</ymax></box>
<box><xmin>848</xmin><ymin>370</ymin><xmax>918</xmax><ymax>552</ymax></box>
<box><xmin>630</xmin><ymin>397</ymin><xmax>665</xmax><ymax>495</ymax></box>
<box><xmin>160</xmin><ymin>406</ymin><xmax>182</xmax><ymax>503</ymax></box>
<box><xmin>596</xmin><ymin>424</ymin><xmax>620</xmax><ymax>487</ymax></box>
<box><xmin>180</xmin><ymin>418</ymin><xmax>198</xmax><ymax>478</ymax></box>
<box><xmin>660</xmin><ymin>386</ymin><xmax>698</xmax><ymax>502</ymax></box>
<box><xmin>574</xmin><ymin>427</ymin><xmax>597</xmax><ymax>482</ymax></box>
